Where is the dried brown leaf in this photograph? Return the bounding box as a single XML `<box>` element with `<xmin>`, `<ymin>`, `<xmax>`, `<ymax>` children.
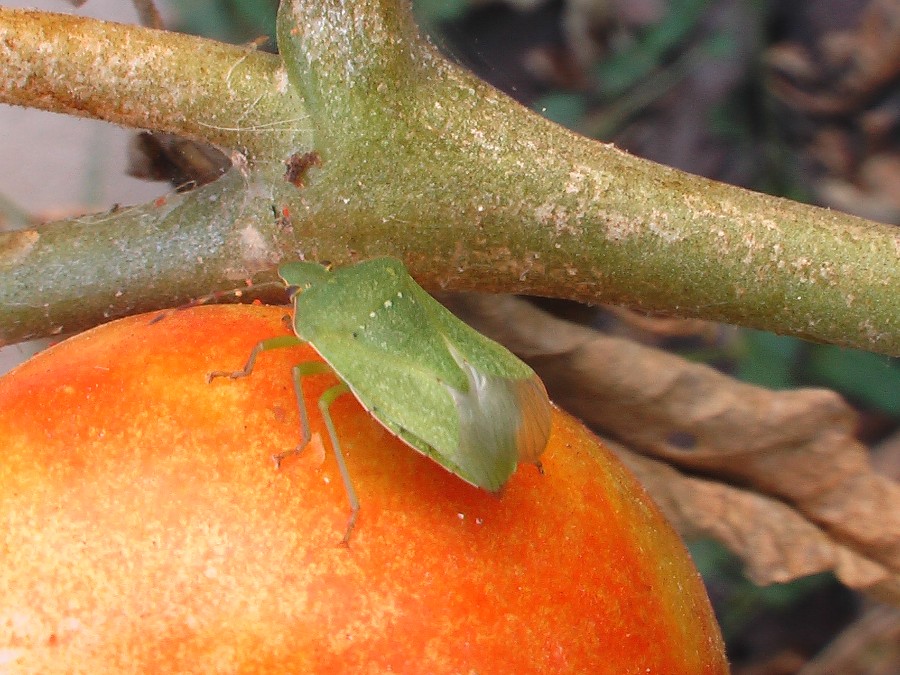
<box><xmin>602</xmin><ymin>305</ymin><xmax>726</xmax><ymax>342</ymax></box>
<box><xmin>873</xmin><ymin>429</ymin><xmax>900</xmax><ymax>481</ymax></box>
<box><xmin>860</xmin><ymin>154</ymin><xmax>900</xmax><ymax>213</ymax></box>
<box><xmin>615</xmin><ymin>445</ymin><xmax>900</xmax><ymax>603</ymax></box>
<box><xmin>442</xmin><ymin>293</ymin><xmax>900</xmax><ymax>600</ymax></box>
<box><xmin>62</xmin><ymin>1</ymin><xmax>162</xmax><ymax>29</ymax></box>
<box><xmin>766</xmin><ymin>0</ymin><xmax>900</xmax><ymax>115</ymax></box>
<box><xmin>797</xmin><ymin>603</ymin><xmax>900</xmax><ymax>675</ymax></box>
<box><xmin>128</xmin><ymin>132</ymin><xmax>230</xmax><ymax>190</ymax></box>
<box><xmin>132</xmin><ymin>0</ymin><xmax>164</xmax><ymax>30</ymax></box>
<box><xmin>818</xmin><ymin>177</ymin><xmax>900</xmax><ymax>224</ymax></box>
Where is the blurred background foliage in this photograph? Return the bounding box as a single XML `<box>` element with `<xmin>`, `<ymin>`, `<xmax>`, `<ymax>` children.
<box><xmin>150</xmin><ymin>1</ymin><xmax>900</xmax><ymax>671</ymax></box>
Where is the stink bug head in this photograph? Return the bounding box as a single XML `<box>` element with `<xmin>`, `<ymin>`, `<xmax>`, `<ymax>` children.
<box><xmin>279</xmin><ymin>260</ymin><xmax>331</xmax><ymax>297</ymax></box>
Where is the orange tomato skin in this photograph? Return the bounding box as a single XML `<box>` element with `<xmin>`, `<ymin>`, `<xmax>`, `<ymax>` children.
<box><xmin>0</xmin><ymin>305</ymin><xmax>727</xmax><ymax>673</ymax></box>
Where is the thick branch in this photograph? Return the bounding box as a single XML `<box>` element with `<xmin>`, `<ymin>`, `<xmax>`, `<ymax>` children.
<box><xmin>0</xmin><ymin>2</ymin><xmax>897</xmax><ymax>355</ymax></box>
<box><xmin>0</xmin><ymin>8</ymin><xmax>310</xmax><ymax>157</ymax></box>
<box><xmin>0</xmin><ymin>166</ymin><xmax>296</xmax><ymax>343</ymax></box>
<box><xmin>276</xmin><ymin>0</ymin><xmax>900</xmax><ymax>354</ymax></box>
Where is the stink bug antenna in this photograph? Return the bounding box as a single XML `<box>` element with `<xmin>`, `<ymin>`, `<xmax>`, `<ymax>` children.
<box><xmin>149</xmin><ymin>280</ymin><xmax>288</xmax><ymax>325</ymax></box>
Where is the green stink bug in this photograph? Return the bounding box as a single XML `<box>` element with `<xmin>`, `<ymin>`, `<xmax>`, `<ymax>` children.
<box><xmin>210</xmin><ymin>258</ymin><xmax>552</xmax><ymax>542</ymax></box>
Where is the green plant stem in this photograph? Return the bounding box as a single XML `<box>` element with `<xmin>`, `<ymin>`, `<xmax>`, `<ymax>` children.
<box><xmin>0</xmin><ymin>2</ymin><xmax>897</xmax><ymax>355</ymax></box>
<box><xmin>0</xmin><ymin>8</ymin><xmax>309</xmax><ymax>158</ymax></box>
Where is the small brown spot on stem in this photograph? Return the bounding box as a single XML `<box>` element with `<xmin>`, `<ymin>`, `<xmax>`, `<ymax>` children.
<box><xmin>284</xmin><ymin>151</ymin><xmax>322</xmax><ymax>188</ymax></box>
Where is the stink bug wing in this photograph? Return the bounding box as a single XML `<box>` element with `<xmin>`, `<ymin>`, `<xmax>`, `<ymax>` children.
<box><xmin>409</xmin><ymin>288</ymin><xmax>552</xmax><ymax>467</ymax></box>
<box><xmin>307</xmin><ymin>336</ymin><xmax>495</xmax><ymax>483</ymax></box>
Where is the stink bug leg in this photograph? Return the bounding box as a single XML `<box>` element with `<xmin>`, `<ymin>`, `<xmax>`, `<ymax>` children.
<box><xmin>209</xmin><ymin>338</ymin><xmax>361</xmax><ymax>544</ymax></box>
<box><xmin>280</xmin><ymin>361</ymin><xmax>360</xmax><ymax>544</ymax></box>
<box><xmin>275</xmin><ymin>361</ymin><xmax>333</xmax><ymax>469</ymax></box>
<box><xmin>207</xmin><ymin>335</ymin><xmax>304</xmax><ymax>382</ymax></box>
<box><xmin>310</xmin><ymin>378</ymin><xmax>360</xmax><ymax>545</ymax></box>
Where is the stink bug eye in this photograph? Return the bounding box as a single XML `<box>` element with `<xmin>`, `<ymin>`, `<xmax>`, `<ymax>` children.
<box><xmin>210</xmin><ymin>257</ymin><xmax>552</xmax><ymax>543</ymax></box>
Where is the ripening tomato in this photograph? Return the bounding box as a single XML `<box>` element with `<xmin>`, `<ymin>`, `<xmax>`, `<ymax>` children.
<box><xmin>0</xmin><ymin>304</ymin><xmax>727</xmax><ymax>673</ymax></box>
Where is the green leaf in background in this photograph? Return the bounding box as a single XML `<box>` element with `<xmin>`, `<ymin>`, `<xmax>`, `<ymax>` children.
<box><xmin>532</xmin><ymin>92</ymin><xmax>589</xmax><ymax>129</ymax></box>
<box><xmin>229</xmin><ymin>0</ymin><xmax>277</xmax><ymax>39</ymax></box>
<box><xmin>736</xmin><ymin>330</ymin><xmax>802</xmax><ymax>390</ymax></box>
<box><xmin>736</xmin><ymin>331</ymin><xmax>900</xmax><ymax>416</ymax></box>
<box><xmin>806</xmin><ymin>345</ymin><xmax>900</xmax><ymax>416</ymax></box>
<box><xmin>169</xmin><ymin>0</ymin><xmax>277</xmax><ymax>44</ymax></box>
<box><xmin>689</xmin><ymin>539</ymin><xmax>838</xmax><ymax>641</ymax></box>
<box><xmin>414</xmin><ymin>0</ymin><xmax>471</xmax><ymax>25</ymax></box>
<box><xmin>593</xmin><ymin>0</ymin><xmax>712</xmax><ymax>100</ymax></box>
